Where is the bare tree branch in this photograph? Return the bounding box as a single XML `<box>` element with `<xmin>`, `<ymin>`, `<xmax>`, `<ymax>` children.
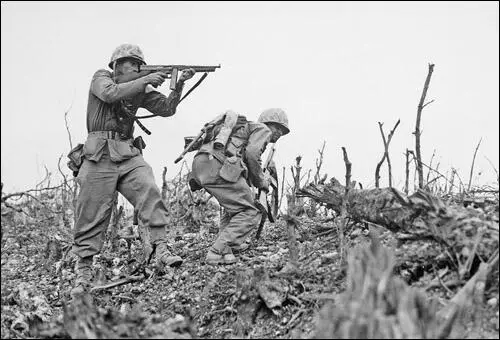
<box><xmin>484</xmin><ymin>156</ymin><xmax>499</xmax><ymax>183</ymax></box>
<box><xmin>375</xmin><ymin>119</ymin><xmax>400</xmax><ymax>188</ymax></box>
<box><xmin>405</xmin><ymin>149</ymin><xmax>411</xmax><ymax>195</ymax></box>
<box><xmin>415</xmin><ymin>63</ymin><xmax>435</xmax><ymax>189</ymax></box>
<box><xmin>422</xmin><ymin>99</ymin><xmax>435</xmax><ymax>109</ymax></box>
<box><xmin>64</xmin><ymin>100</ymin><xmax>74</xmax><ymax>151</ymax></box>
<box><xmin>467</xmin><ymin>138</ymin><xmax>482</xmax><ymax>192</ymax></box>
<box><xmin>314</xmin><ymin>141</ymin><xmax>326</xmax><ymax>184</ymax></box>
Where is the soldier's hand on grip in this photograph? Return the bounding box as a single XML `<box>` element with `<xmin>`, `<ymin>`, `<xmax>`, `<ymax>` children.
<box><xmin>144</xmin><ymin>72</ymin><xmax>167</xmax><ymax>87</ymax></box>
<box><xmin>179</xmin><ymin>68</ymin><xmax>196</xmax><ymax>82</ymax></box>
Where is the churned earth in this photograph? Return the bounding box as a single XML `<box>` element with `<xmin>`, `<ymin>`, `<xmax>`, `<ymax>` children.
<box><xmin>1</xmin><ymin>197</ymin><xmax>499</xmax><ymax>339</ymax></box>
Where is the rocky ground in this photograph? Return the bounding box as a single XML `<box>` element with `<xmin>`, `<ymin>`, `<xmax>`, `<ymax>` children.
<box><xmin>1</xmin><ymin>192</ymin><xmax>499</xmax><ymax>339</ymax></box>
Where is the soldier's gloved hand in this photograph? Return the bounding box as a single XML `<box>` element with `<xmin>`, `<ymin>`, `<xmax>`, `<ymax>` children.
<box><xmin>179</xmin><ymin>68</ymin><xmax>196</xmax><ymax>82</ymax></box>
<box><xmin>143</xmin><ymin>72</ymin><xmax>167</xmax><ymax>87</ymax></box>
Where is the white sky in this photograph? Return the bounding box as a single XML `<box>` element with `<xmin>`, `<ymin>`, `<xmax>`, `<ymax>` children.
<box><xmin>1</xmin><ymin>1</ymin><xmax>499</xmax><ymax>194</ymax></box>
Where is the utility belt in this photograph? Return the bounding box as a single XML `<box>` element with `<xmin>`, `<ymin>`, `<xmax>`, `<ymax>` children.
<box><xmin>88</xmin><ymin>130</ymin><xmax>146</xmax><ymax>152</ymax></box>
<box><xmin>88</xmin><ymin>130</ymin><xmax>133</xmax><ymax>142</ymax></box>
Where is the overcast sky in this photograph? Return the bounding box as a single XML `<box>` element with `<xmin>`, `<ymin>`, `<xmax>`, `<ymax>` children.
<box><xmin>1</xmin><ymin>1</ymin><xmax>499</xmax><ymax>195</ymax></box>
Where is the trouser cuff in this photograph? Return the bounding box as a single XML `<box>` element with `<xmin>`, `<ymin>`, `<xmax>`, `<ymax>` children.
<box><xmin>149</xmin><ymin>226</ymin><xmax>167</xmax><ymax>244</ymax></box>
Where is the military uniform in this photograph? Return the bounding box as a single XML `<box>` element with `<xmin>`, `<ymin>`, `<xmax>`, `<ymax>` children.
<box><xmin>72</xmin><ymin>44</ymin><xmax>187</xmax><ymax>268</ymax></box>
<box><xmin>191</xmin><ymin>118</ymin><xmax>273</xmax><ymax>255</ymax></box>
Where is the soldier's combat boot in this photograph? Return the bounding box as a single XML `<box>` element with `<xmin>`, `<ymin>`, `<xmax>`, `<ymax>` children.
<box><xmin>232</xmin><ymin>242</ymin><xmax>249</xmax><ymax>254</ymax></box>
<box><xmin>206</xmin><ymin>245</ymin><xmax>237</xmax><ymax>265</ymax></box>
<box><xmin>70</xmin><ymin>256</ymin><xmax>93</xmax><ymax>298</ymax></box>
<box><xmin>154</xmin><ymin>241</ymin><xmax>183</xmax><ymax>269</ymax></box>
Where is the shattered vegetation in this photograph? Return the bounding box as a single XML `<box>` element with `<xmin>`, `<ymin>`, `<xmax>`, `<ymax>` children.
<box><xmin>1</xmin><ymin>162</ymin><xmax>499</xmax><ymax>339</ymax></box>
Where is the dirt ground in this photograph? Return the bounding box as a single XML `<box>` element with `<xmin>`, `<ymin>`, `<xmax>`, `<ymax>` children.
<box><xmin>1</xmin><ymin>202</ymin><xmax>499</xmax><ymax>339</ymax></box>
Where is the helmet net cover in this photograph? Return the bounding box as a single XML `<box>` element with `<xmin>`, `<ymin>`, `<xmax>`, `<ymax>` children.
<box><xmin>258</xmin><ymin>108</ymin><xmax>290</xmax><ymax>135</ymax></box>
<box><xmin>108</xmin><ymin>43</ymin><xmax>146</xmax><ymax>69</ymax></box>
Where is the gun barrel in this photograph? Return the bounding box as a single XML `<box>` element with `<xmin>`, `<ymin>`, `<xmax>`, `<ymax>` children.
<box><xmin>140</xmin><ymin>64</ymin><xmax>221</xmax><ymax>72</ymax></box>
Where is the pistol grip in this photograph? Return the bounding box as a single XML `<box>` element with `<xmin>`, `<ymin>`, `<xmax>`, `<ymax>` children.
<box><xmin>170</xmin><ymin>68</ymin><xmax>178</xmax><ymax>90</ymax></box>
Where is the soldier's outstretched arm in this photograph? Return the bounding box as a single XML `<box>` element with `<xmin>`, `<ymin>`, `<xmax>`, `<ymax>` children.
<box><xmin>245</xmin><ymin>124</ymin><xmax>273</xmax><ymax>189</ymax></box>
<box><xmin>91</xmin><ymin>69</ymin><xmax>149</xmax><ymax>103</ymax></box>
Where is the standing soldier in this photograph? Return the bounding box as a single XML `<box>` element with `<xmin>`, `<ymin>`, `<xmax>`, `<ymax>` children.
<box><xmin>70</xmin><ymin>43</ymin><xmax>195</xmax><ymax>296</ymax></box>
<box><xmin>190</xmin><ymin>108</ymin><xmax>290</xmax><ymax>265</ymax></box>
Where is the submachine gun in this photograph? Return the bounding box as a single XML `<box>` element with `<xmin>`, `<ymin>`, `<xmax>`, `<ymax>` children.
<box><xmin>112</xmin><ymin>64</ymin><xmax>221</xmax><ymax>136</ymax></box>
<box><xmin>115</xmin><ymin>64</ymin><xmax>221</xmax><ymax>92</ymax></box>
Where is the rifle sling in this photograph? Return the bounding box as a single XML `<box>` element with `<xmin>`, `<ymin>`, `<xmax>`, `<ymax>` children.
<box><xmin>128</xmin><ymin>72</ymin><xmax>210</xmax><ymax>126</ymax></box>
<box><xmin>134</xmin><ymin>118</ymin><xmax>152</xmax><ymax>135</ymax></box>
<box><xmin>179</xmin><ymin>72</ymin><xmax>208</xmax><ymax>104</ymax></box>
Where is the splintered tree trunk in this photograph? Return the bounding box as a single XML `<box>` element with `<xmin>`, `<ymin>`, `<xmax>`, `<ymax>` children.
<box><xmin>299</xmin><ymin>179</ymin><xmax>410</xmax><ymax>232</ymax></box>
<box><xmin>298</xmin><ymin>179</ymin><xmax>498</xmax><ymax>274</ymax></box>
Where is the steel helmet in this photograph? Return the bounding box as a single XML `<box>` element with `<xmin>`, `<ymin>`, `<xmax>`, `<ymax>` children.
<box><xmin>108</xmin><ymin>43</ymin><xmax>146</xmax><ymax>69</ymax></box>
<box><xmin>258</xmin><ymin>108</ymin><xmax>290</xmax><ymax>135</ymax></box>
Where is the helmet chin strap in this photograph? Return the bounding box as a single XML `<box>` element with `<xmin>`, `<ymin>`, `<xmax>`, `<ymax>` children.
<box><xmin>112</xmin><ymin>60</ymin><xmax>118</xmax><ymax>82</ymax></box>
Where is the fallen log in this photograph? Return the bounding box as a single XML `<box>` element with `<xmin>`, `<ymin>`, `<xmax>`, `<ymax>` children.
<box><xmin>298</xmin><ymin>178</ymin><xmax>499</xmax><ymax>277</ymax></box>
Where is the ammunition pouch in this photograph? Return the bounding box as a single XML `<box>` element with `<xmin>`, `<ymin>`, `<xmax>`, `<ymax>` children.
<box><xmin>133</xmin><ymin>136</ymin><xmax>146</xmax><ymax>153</ymax></box>
<box><xmin>67</xmin><ymin>143</ymin><xmax>85</xmax><ymax>177</ymax></box>
<box><xmin>187</xmin><ymin>171</ymin><xmax>203</xmax><ymax>191</ymax></box>
<box><xmin>219</xmin><ymin>156</ymin><xmax>243</xmax><ymax>183</ymax></box>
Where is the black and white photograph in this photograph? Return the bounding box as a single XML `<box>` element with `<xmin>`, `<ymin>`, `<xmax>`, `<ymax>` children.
<box><xmin>1</xmin><ymin>1</ymin><xmax>499</xmax><ymax>338</ymax></box>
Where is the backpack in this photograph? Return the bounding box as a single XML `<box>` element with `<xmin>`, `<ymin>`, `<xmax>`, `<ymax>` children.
<box><xmin>184</xmin><ymin>112</ymin><xmax>248</xmax><ymax>156</ymax></box>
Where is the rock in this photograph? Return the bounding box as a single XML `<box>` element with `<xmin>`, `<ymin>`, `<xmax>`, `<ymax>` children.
<box><xmin>183</xmin><ymin>233</ymin><xmax>197</xmax><ymax>239</ymax></box>
<box><xmin>351</xmin><ymin>229</ymin><xmax>362</xmax><ymax>237</ymax></box>
<box><xmin>321</xmin><ymin>252</ymin><xmax>337</xmax><ymax>260</ymax></box>
<box><xmin>130</xmin><ymin>286</ymin><xmax>143</xmax><ymax>294</ymax></box>
<box><xmin>487</xmin><ymin>297</ymin><xmax>498</xmax><ymax>307</ymax></box>
<box><xmin>256</xmin><ymin>279</ymin><xmax>288</xmax><ymax>309</ymax></box>
<box><xmin>269</xmin><ymin>254</ymin><xmax>281</xmax><ymax>262</ymax></box>
<box><xmin>119</xmin><ymin>303</ymin><xmax>131</xmax><ymax>315</ymax></box>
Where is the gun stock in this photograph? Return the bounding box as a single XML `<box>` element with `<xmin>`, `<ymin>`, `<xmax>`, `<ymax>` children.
<box><xmin>174</xmin><ymin>129</ymin><xmax>205</xmax><ymax>164</ymax></box>
<box><xmin>174</xmin><ymin>115</ymin><xmax>226</xmax><ymax>164</ymax></box>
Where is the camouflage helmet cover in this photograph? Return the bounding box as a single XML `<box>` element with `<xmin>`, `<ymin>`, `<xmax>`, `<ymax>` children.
<box><xmin>108</xmin><ymin>43</ymin><xmax>146</xmax><ymax>69</ymax></box>
<box><xmin>258</xmin><ymin>108</ymin><xmax>290</xmax><ymax>135</ymax></box>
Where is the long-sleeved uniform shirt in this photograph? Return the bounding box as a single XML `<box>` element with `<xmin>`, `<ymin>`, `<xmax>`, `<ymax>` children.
<box><xmin>86</xmin><ymin>69</ymin><xmax>184</xmax><ymax>134</ymax></box>
<box><xmin>197</xmin><ymin>119</ymin><xmax>272</xmax><ymax>189</ymax></box>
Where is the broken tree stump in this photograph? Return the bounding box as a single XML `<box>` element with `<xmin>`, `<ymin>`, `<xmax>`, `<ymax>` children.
<box><xmin>312</xmin><ymin>235</ymin><xmax>458</xmax><ymax>338</ymax></box>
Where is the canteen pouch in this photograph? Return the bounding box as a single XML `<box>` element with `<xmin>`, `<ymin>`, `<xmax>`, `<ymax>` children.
<box><xmin>219</xmin><ymin>156</ymin><xmax>243</xmax><ymax>183</ymax></box>
<box><xmin>67</xmin><ymin>143</ymin><xmax>85</xmax><ymax>177</ymax></box>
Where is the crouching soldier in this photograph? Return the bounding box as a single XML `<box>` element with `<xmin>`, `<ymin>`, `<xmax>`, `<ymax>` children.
<box><xmin>189</xmin><ymin>108</ymin><xmax>290</xmax><ymax>265</ymax></box>
<box><xmin>70</xmin><ymin>43</ymin><xmax>195</xmax><ymax>297</ymax></box>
